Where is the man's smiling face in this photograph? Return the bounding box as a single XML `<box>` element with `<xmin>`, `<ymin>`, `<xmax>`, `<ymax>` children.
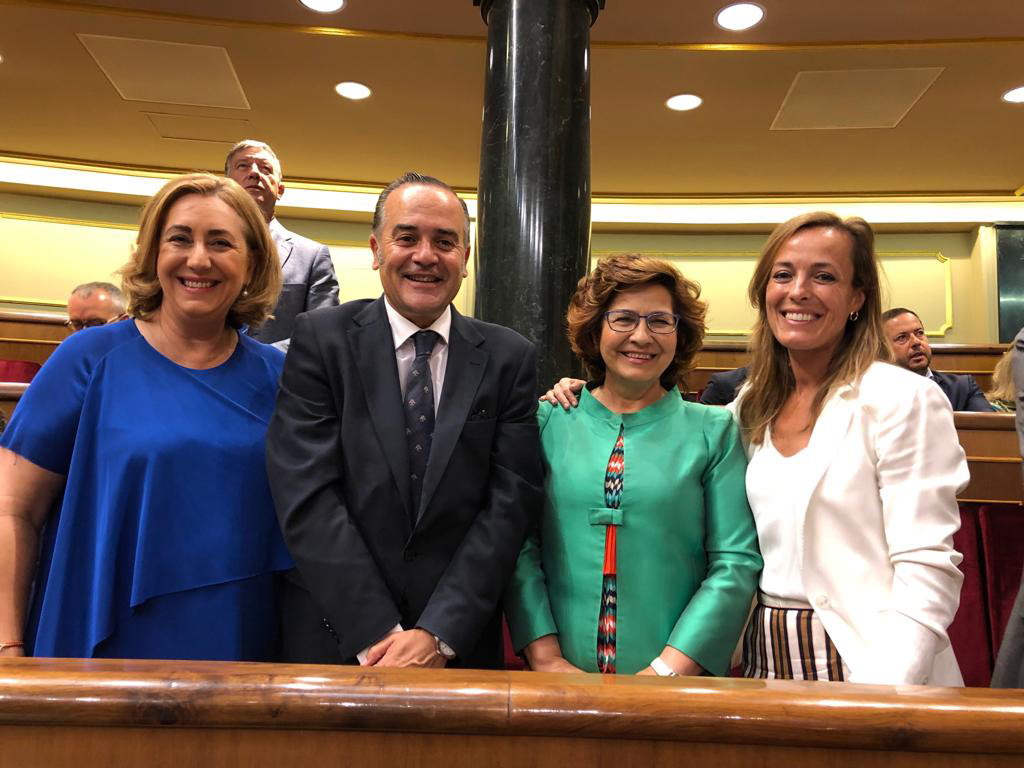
<box><xmin>370</xmin><ymin>183</ymin><xmax>469</xmax><ymax>328</ymax></box>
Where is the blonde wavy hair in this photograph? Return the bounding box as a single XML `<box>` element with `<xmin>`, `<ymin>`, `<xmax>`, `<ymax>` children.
<box><xmin>120</xmin><ymin>173</ymin><xmax>281</xmax><ymax>329</ymax></box>
<box><xmin>566</xmin><ymin>253</ymin><xmax>707</xmax><ymax>392</ymax></box>
<box><xmin>738</xmin><ymin>212</ymin><xmax>890</xmax><ymax>444</ymax></box>
<box><xmin>986</xmin><ymin>347</ymin><xmax>1015</xmax><ymax>404</ymax></box>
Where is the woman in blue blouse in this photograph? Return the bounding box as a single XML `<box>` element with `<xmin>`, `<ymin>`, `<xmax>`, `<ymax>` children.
<box><xmin>0</xmin><ymin>173</ymin><xmax>293</xmax><ymax>661</ymax></box>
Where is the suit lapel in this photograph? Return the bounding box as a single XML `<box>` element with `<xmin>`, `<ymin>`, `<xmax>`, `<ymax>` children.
<box><xmin>272</xmin><ymin>225</ymin><xmax>295</xmax><ymax>270</ymax></box>
<box><xmin>791</xmin><ymin>384</ymin><xmax>855</xmax><ymax>529</ymax></box>
<box><xmin>417</xmin><ymin>308</ymin><xmax>486</xmax><ymax>524</ymax></box>
<box><xmin>350</xmin><ymin>298</ymin><xmax>413</xmax><ymax>523</ymax></box>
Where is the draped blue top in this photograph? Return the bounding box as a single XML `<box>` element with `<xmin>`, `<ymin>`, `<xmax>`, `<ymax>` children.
<box><xmin>1</xmin><ymin>320</ymin><xmax>293</xmax><ymax>660</ymax></box>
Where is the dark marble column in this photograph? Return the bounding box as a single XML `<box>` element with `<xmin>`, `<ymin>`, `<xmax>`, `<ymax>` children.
<box><xmin>474</xmin><ymin>0</ymin><xmax>603</xmax><ymax>391</ymax></box>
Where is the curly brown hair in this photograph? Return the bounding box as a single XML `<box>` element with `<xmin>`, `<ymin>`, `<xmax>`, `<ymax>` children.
<box><xmin>120</xmin><ymin>173</ymin><xmax>281</xmax><ymax>329</ymax></box>
<box><xmin>566</xmin><ymin>253</ymin><xmax>707</xmax><ymax>391</ymax></box>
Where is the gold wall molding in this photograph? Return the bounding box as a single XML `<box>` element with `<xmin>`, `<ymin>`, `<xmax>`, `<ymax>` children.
<box><xmin>877</xmin><ymin>250</ymin><xmax>954</xmax><ymax>336</ymax></box>
<box><xmin>6</xmin><ymin>0</ymin><xmax>1024</xmax><ymax>51</ymax></box>
<box><xmin>0</xmin><ymin>211</ymin><xmax>136</xmax><ymax>231</ymax></box>
<box><xmin>3</xmin><ymin>153</ymin><xmax>1017</xmax><ymax>204</ymax></box>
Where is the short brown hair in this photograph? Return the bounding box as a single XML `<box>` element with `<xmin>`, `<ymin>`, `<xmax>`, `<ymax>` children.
<box><xmin>566</xmin><ymin>253</ymin><xmax>706</xmax><ymax>391</ymax></box>
<box><xmin>224</xmin><ymin>139</ymin><xmax>280</xmax><ymax>176</ymax></box>
<box><xmin>120</xmin><ymin>173</ymin><xmax>281</xmax><ymax>329</ymax></box>
<box><xmin>739</xmin><ymin>211</ymin><xmax>889</xmax><ymax>443</ymax></box>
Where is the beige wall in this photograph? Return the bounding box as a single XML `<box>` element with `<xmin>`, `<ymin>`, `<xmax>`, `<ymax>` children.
<box><xmin>0</xmin><ymin>190</ymin><xmax>999</xmax><ymax>344</ymax></box>
<box><xmin>0</xmin><ymin>194</ymin><xmax>477</xmax><ymax>316</ymax></box>
<box><xmin>593</xmin><ymin>229</ymin><xmax>991</xmax><ymax>343</ymax></box>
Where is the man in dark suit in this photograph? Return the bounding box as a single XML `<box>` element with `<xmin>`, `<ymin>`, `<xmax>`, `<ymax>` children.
<box><xmin>225</xmin><ymin>140</ymin><xmax>338</xmax><ymax>349</ymax></box>
<box><xmin>266</xmin><ymin>172</ymin><xmax>543</xmax><ymax>669</ymax></box>
<box><xmin>882</xmin><ymin>307</ymin><xmax>993</xmax><ymax>412</ymax></box>
<box><xmin>699</xmin><ymin>366</ymin><xmax>748</xmax><ymax>406</ymax></box>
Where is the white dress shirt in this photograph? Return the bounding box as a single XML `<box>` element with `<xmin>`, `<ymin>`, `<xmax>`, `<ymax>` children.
<box><xmin>384</xmin><ymin>298</ymin><xmax>451</xmax><ymax>413</ymax></box>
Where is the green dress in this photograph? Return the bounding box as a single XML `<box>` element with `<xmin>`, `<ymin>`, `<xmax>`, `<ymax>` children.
<box><xmin>505</xmin><ymin>387</ymin><xmax>762</xmax><ymax>675</ymax></box>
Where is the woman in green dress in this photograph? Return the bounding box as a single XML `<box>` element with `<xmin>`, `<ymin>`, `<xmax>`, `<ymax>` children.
<box><xmin>505</xmin><ymin>254</ymin><xmax>762</xmax><ymax>677</ymax></box>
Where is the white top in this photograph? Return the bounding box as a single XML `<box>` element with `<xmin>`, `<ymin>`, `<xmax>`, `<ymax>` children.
<box><xmin>729</xmin><ymin>361</ymin><xmax>969</xmax><ymax>685</ymax></box>
<box><xmin>745</xmin><ymin>428</ymin><xmax>814</xmax><ymax>603</ymax></box>
<box><xmin>384</xmin><ymin>297</ymin><xmax>451</xmax><ymax>415</ymax></box>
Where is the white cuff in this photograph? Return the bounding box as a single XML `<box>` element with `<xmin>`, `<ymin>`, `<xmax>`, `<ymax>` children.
<box><xmin>356</xmin><ymin>623</ymin><xmax>404</xmax><ymax>665</ymax></box>
<box><xmin>650</xmin><ymin>657</ymin><xmax>678</xmax><ymax>677</ymax></box>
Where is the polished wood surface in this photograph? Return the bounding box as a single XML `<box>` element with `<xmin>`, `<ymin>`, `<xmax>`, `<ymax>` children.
<box><xmin>694</xmin><ymin>343</ymin><xmax>1005</xmax><ymax>393</ymax></box>
<box><xmin>0</xmin><ymin>659</ymin><xmax>1022</xmax><ymax>767</ymax></box>
<box><xmin>0</xmin><ymin>381</ymin><xmax>27</xmax><ymax>421</ymax></box>
<box><xmin>954</xmin><ymin>413</ymin><xmax>1023</xmax><ymax>503</ymax></box>
<box><xmin>0</xmin><ymin>308</ymin><xmax>66</xmax><ymax>366</ymax></box>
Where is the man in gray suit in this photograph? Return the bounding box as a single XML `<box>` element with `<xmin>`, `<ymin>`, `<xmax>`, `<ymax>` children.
<box><xmin>225</xmin><ymin>140</ymin><xmax>339</xmax><ymax>349</ymax></box>
<box><xmin>992</xmin><ymin>327</ymin><xmax>1024</xmax><ymax>688</ymax></box>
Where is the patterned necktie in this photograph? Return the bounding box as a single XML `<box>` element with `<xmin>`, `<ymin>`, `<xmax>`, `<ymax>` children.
<box><xmin>404</xmin><ymin>330</ymin><xmax>440</xmax><ymax>521</ymax></box>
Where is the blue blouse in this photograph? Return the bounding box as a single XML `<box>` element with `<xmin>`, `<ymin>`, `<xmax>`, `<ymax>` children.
<box><xmin>1</xmin><ymin>320</ymin><xmax>293</xmax><ymax>660</ymax></box>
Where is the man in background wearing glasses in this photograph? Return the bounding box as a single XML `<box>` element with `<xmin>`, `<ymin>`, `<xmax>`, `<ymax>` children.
<box><xmin>65</xmin><ymin>282</ymin><xmax>127</xmax><ymax>333</ymax></box>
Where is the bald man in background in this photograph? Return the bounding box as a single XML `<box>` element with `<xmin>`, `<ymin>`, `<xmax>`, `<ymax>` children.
<box><xmin>66</xmin><ymin>282</ymin><xmax>126</xmax><ymax>333</ymax></box>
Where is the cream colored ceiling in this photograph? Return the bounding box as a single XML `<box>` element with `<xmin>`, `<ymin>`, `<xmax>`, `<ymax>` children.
<box><xmin>1</xmin><ymin>0</ymin><xmax>1023</xmax><ymax>197</ymax></box>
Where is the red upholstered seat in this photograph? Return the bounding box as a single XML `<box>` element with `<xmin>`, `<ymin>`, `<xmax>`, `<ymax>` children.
<box><xmin>949</xmin><ymin>503</ymin><xmax>993</xmax><ymax>686</ymax></box>
<box><xmin>978</xmin><ymin>503</ymin><xmax>1024</xmax><ymax>661</ymax></box>
<box><xmin>0</xmin><ymin>359</ymin><xmax>41</xmax><ymax>383</ymax></box>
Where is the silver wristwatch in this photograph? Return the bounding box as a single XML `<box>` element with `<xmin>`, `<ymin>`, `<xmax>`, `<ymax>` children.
<box><xmin>434</xmin><ymin>634</ymin><xmax>456</xmax><ymax>660</ymax></box>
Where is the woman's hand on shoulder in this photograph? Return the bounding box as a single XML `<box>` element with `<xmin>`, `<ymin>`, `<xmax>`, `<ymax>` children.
<box><xmin>539</xmin><ymin>378</ymin><xmax>585</xmax><ymax>410</ymax></box>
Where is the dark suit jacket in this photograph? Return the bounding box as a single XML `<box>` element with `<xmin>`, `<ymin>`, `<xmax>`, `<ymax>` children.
<box><xmin>930</xmin><ymin>370</ymin><xmax>993</xmax><ymax>412</ymax></box>
<box><xmin>252</xmin><ymin>221</ymin><xmax>339</xmax><ymax>348</ymax></box>
<box><xmin>699</xmin><ymin>366</ymin><xmax>748</xmax><ymax>406</ymax></box>
<box><xmin>266</xmin><ymin>297</ymin><xmax>543</xmax><ymax>668</ymax></box>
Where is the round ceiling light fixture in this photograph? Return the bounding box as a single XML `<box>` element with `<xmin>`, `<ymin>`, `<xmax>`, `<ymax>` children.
<box><xmin>715</xmin><ymin>3</ymin><xmax>765</xmax><ymax>32</ymax></box>
<box><xmin>666</xmin><ymin>94</ymin><xmax>703</xmax><ymax>112</ymax></box>
<box><xmin>1002</xmin><ymin>86</ymin><xmax>1024</xmax><ymax>103</ymax></box>
<box><xmin>300</xmin><ymin>0</ymin><xmax>345</xmax><ymax>12</ymax></box>
<box><xmin>335</xmin><ymin>81</ymin><xmax>372</xmax><ymax>100</ymax></box>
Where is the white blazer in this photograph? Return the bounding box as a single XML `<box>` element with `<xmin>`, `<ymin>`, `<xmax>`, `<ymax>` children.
<box><xmin>732</xmin><ymin>361</ymin><xmax>969</xmax><ymax>686</ymax></box>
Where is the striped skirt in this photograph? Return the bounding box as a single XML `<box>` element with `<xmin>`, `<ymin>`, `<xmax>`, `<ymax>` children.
<box><xmin>742</xmin><ymin>594</ymin><xmax>850</xmax><ymax>681</ymax></box>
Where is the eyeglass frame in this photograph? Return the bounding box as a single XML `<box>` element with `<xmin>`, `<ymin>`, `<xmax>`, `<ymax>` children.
<box><xmin>64</xmin><ymin>313</ymin><xmax>129</xmax><ymax>332</ymax></box>
<box><xmin>602</xmin><ymin>309</ymin><xmax>680</xmax><ymax>335</ymax></box>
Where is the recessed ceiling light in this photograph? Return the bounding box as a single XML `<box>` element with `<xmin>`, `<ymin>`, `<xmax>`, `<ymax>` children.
<box><xmin>335</xmin><ymin>81</ymin><xmax>371</xmax><ymax>100</ymax></box>
<box><xmin>1002</xmin><ymin>86</ymin><xmax>1024</xmax><ymax>103</ymax></box>
<box><xmin>666</xmin><ymin>94</ymin><xmax>703</xmax><ymax>112</ymax></box>
<box><xmin>300</xmin><ymin>0</ymin><xmax>345</xmax><ymax>12</ymax></box>
<box><xmin>715</xmin><ymin>3</ymin><xmax>765</xmax><ymax>32</ymax></box>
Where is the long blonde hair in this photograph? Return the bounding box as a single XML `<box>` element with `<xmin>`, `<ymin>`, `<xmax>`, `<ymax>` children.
<box><xmin>738</xmin><ymin>212</ymin><xmax>890</xmax><ymax>444</ymax></box>
<box><xmin>986</xmin><ymin>347</ymin><xmax>1015</xmax><ymax>404</ymax></box>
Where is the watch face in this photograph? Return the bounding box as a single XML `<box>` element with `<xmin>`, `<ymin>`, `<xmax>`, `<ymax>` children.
<box><xmin>437</xmin><ymin>638</ymin><xmax>456</xmax><ymax>659</ymax></box>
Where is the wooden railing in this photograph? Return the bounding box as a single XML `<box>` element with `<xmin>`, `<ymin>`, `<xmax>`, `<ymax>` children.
<box><xmin>0</xmin><ymin>659</ymin><xmax>1022</xmax><ymax>766</ymax></box>
<box><xmin>0</xmin><ymin>307</ymin><xmax>66</xmax><ymax>366</ymax></box>
<box><xmin>694</xmin><ymin>341</ymin><xmax>1008</xmax><ymax>392</ymax></box>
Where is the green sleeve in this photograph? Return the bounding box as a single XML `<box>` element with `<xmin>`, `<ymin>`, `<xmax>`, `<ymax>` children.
<box><xmin>502</xmin><ymin>402</ymin><xmax>559</xmax><ymax>652</ymax></box>
<box><xmin>666</xmin><ymin>408</ymin><xmax>762</xmax><ymax>675</ymax></box>
<box><xmin>504</xmin><ymin>528</ymin><xmax>559</xmax><ymax>652</ymax></box>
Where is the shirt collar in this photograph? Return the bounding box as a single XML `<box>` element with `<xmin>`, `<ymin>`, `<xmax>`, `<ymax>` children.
<box><xmin>925</xmin><ymin>368</ymin><xmax>935</xmax><ymax>380</ymax></box>
<box><xmin>383</xmin><ymin>297</ymin><xmax>451</xmax><ymax>351</ymax></box>
<box><xmin>268</xmin><ymin>218</ymin><xmax>286</xmax><ymax>237</ymax></box>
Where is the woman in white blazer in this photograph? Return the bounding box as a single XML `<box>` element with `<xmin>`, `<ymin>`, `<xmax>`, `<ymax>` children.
<box><xmin>731</xmin><ymin>211</ymin><xmax>968</xmax><ymax>686</ymax></box>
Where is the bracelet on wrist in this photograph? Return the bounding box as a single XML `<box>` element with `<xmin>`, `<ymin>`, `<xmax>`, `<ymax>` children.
<box><xmin>0</xmin><ymin>641</ymin><xmax>24</xmax><ymax>653</ymax></box>
<box><xmin>650</xmin><ymin>657</ymin><xmax>677</xmax><ymax>677</ymax></box>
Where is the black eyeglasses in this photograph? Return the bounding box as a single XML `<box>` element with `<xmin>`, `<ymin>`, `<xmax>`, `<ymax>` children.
<box><xmin>603</xmin><ymin>310</ymin><xmax>680</xmax><ymax>335</ymax></box>
<box><xmin>65</xmin><ymin>314</ymin><xmax>127</xmax><ymax>332</ymax></box>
